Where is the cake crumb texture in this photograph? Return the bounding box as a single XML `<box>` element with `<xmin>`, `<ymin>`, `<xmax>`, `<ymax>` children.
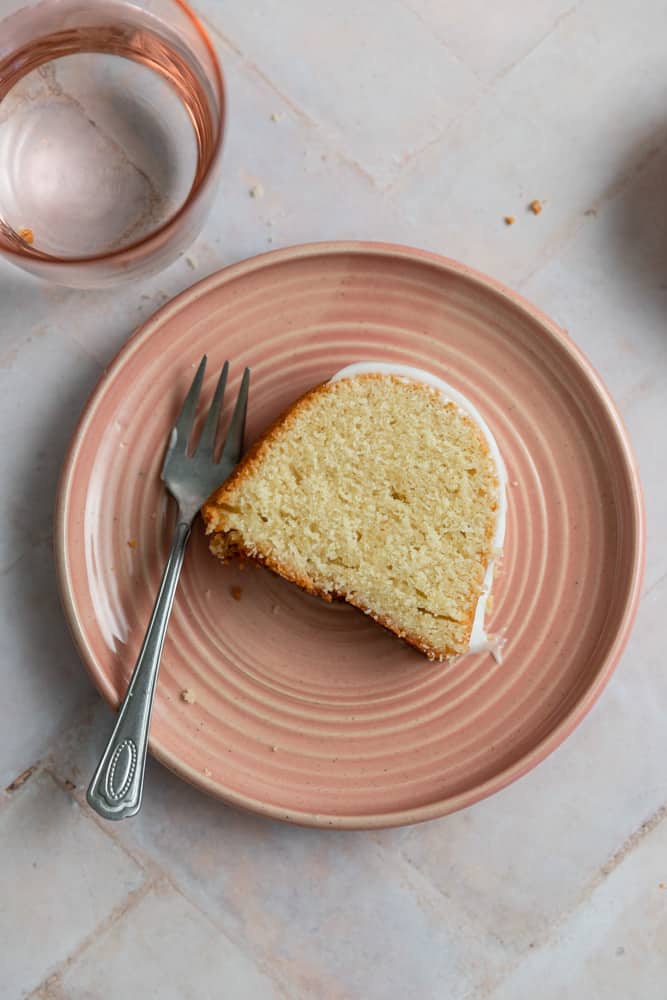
<box><xmin>202</xmin><ymin>375</ymin><xmax>499</xmax><ymax>660</ymax></box>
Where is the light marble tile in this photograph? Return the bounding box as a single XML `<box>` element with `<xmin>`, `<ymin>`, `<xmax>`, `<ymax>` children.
<box><xmin>392</xmin><ymin>0</ymin><xmax>667</xmax><ymax>287</ymax></box>
<box><xmin>201</xmin><ymin>0</ymin><xmax>481</xmax><ymax>186</ymax></box>
<box><xmin>403</xmin><ymin>0</ymin><xmax>576</xmax><ymax>82</ymax></box>
<box><xmin>50</xmin><ymin>711</ymin><xmax>509</xmax><ymax>1000</ymax></box>
<box><xmin>56</xmin><ymin>883</ymin><xmax>280</xmax><ymax>1000</ymax></box>
<box><xmin>374</xmin><ymin>579</ymin><xmax>667</xmax><ymax>966</ymax></box>
<box><xmin>0</xmin><ymin>324</ymin><xmax>102</xmax><ymax>787</ymax></box>
<box><xmin>623</xmin><ymin>388</ymin><xmax>667</xmax><ymax>600</ymax></box>
<box><xmin>199</xmin><ymin>42</ymin><xmax>404</xmax><ymax>260</ymax></box>
<box><xmin>0</xmin><ymin>540</ymin><xmax>95</xmax><ymax>789</ymax></box>
<box><xmin>519</xmin><ymin>145</ymin><xmax>667</xmax><ymax>404</ymax></box>
<box><xmin>487</xmin><ymin>808</ymin><xmax>667</xmax><ymax>1000</ymax></box>
<box><xmin>0</xmin><ymin>770</ymin><xmax>145</xmax><ymax>999</ymax></box>
<box><xmin>0</xmin><ymin>269</ymin><xmax>103</xmax><ymax>569</ymax></box>
<box><xmin>521</xmin><ymin>140</ymin><xmax>667</xmax><ymax>594</ymax></box>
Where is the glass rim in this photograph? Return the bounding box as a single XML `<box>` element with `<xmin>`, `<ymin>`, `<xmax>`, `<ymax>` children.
<box><xmin>0</xmin><ymin>0</ymin><xmax>225</xmax><ymax>267</ymax></box>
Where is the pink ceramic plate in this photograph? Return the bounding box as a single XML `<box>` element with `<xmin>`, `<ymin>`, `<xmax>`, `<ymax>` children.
<box><xmin>56</xmin><ymin>242</ymin><xmax>645</xmax><ymax>829</ymax></box>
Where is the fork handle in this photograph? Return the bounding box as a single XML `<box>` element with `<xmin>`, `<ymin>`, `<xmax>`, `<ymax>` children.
<box><xmin>87</xmin><ymin>520</ymin><xmax>191</xmax><ymax>820</ymax></box>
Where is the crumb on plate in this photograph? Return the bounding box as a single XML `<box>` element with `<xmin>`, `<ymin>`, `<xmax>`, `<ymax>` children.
<box><xmin>270</xmin><ymin>112</ymin><xmax>283</xmax><ymax>123</ymax></box>
<box><xmin>127</xmin><ymin>539</ymin><xmax>137</xmax><ymax>549</ymax></box>
<box><xmin>504</xmin><ymin>216</ymin><xmax>515</xmax><ymax>225</ymax></box>
<box><xmin>249</xmin><ymin>183</ymin><xmax>264</xmax><ymax>199</ymax></box>
<box><xmin>529</xmin><ymin>199</ymin><xmax>543</xmax><ymax>215</ymax></box>
<box><xmin>230</xmin><ymin>585</ymin><xmax>242</xmax><ymax>601</ymax></box>
<box><xmin>18</xmin><ymin>227</ymin><xmax>34</xmax><ymax>244</ymax></box>
<box><xmin>180</xmin><ymin>688</ymin><xmax>196</xmax><ymax>704</ymax></box>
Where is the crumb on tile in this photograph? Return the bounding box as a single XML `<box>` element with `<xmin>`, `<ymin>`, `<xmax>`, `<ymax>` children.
<box><xmin>5</xmin><ymin>764</ymin><xmax>37</xmax><ymax>793</ymax></box>
<box><xmin>180</xmin><ymin>689</ymin><xmax>196</xmax><ymax>704</ymax></box>
<box><xmin>64</xmin><ymin>779</ymin><xmax>76</xmax><ymax>791</ymax></box>
<box><xmin>529</xmin><ymin>199</ymin><xmax>543</xmax><ymax>215</ymax></box>
<box><xmin>504</xmin><ymin>216</ymin><xmax>515</xmax><ymax>226</ymax></box>
<box><xmin>271</xmin><ymin>745</ymin><xmax>278</xmax><ymax>752</ymax></box>
<box><xmin>18</xmin><ymin>227</ymin><xmax>34</xmax><ymax>244</ymax></box>
<box><xmin>249</xmin><ymin>183</ymin><xmax>264</xmax><ymax>199</ymax></box>
<box><xmin>203</xmin><ymin>767</ymin><xmax>212</xmax><ymax>777</ymax></box>
<box><xmin>127</xmin><ymin>539</ymin><xmax>137</xmax><ymax>549</ymax></box>
<box><xmin>230</xmin><ymin>585</ymin><xmax>242</xmax><ymax>601</ymax></box>
<box><xmin>271</xmin><ymin>604</ymin><xmax>280</xmax><ymax>615</ymax></box>
<box><xmin>511</xmin><ymin>480</ymin><xmax>519</xmax><ymax>487</ymax></box>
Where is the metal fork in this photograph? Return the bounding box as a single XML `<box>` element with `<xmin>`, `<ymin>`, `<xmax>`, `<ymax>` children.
<box><xmin>87</xmin><ymin>357</ymin><xmax>250</xmax><ymax>821</ymax></box>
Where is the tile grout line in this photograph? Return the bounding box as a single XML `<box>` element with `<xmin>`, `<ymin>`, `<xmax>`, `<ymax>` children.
<box><xmin>491</xmin><ymin>3</ymin><xmax>580</xmax><ymax>84</ymax></box>
<box><xmin>516</xmin><ymin>132</ymin><xmax>667</xmax><ymax>292</ymax></box>
<box><xmin>46</xmin><ymin>765</ymin><xmax>170</xmax><ymax>879</ymax></box>
<box><xmin>642</xmin><ymin>567</ymin><xmax>667</xmax><ymax>602</ymax></box>
<box><xmin>377</xmin><ymin>789</ymin><xmax>667</xmax><ymax>1000</ymax></box>
<box><xmin>459</xmin><ymin>796</ymin><xmax>667</xmax><ymax>1000</ymax></box>
<box><xmin>588</xmin><ymin>799</ymin><xmax>667</xmax><ymax>888</ymax></box>
<box><xmin>154</xmin><ymin>866</ymin><xmax>294</xmax><ymax>1000</ymax></box>
<box><xmin>47</xmin><ymin>766</ymin><xmax>293</xmax><ymax>999</ymax></box>
<box><xmin>398</xmin><ymin>0</ymin><xmax>486</xmax><ymax>82</ymax></box>
<box><xmin>381</xmin><ymin>0</ymin><xmax>581</xmax><ymax>197</ymax></box>
<box><xmin>369</xmin><ymin>835</ymin><xmax>524</xmax><ymax>1000</ymax></box>
<box><xmin>380</xmin><ymin>85</ymin><xmax>490</xmax><ymax>195</ymax></box>
<box><xmin>28</xmin><ymin>877</ymin><xmax>159</xmax><ymax>998</ymax></box>
<box><xmin>200</xmin><ymin>14</ymin><xmax>378</xmax><ymax>189</ymax></box>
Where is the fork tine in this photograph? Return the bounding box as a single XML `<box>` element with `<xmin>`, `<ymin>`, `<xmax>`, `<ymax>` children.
<box><xmin>197</xmin><ymin>361</ymin><xmax>229</xmax><ymax>457</ymax></box>
<box><xmin>219</xmin><ymin>367</ymin><xmax>250</xmax><ymax>465</ymax></box>
<box><xmin>162</xmin><ymin>356</ymin><xmax>207</xmax><ymax>475</ymax></box>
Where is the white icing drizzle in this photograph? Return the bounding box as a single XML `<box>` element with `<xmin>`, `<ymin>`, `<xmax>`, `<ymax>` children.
<box><xmin>330</xmin><ymin>362</ymin><xmax>508</xmax><ymax>657</ymax></box>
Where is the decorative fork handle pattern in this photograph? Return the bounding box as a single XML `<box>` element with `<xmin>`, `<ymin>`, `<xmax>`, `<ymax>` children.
<box><xmin>87</xmin><ymin>519</ymin><xmax>191</xmax><ymax>820</ymax></box>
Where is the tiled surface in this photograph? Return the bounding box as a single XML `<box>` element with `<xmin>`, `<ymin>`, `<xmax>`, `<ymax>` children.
<box><xmin>0</xmin><ymin>772</ymin><xmax>145</xmax><ymax>999</ymax></box>
<box><xmin>489</xmin><ymin>808</ymin><xmax>667</xmax><ymax>1000</ymax></box>
<box><xmin>2</xmin><ymin>1</ymin><xmax>667</xmax><ymax>997</ymax></box>
<box><xmin>55</xmin><ymin>884</ymin><xmax>280</xmax><ymax>1000</ymax></box>
<box><xmin>210</xmin><ymin>0</ymin><xmax>482</xmax><ymax>186</ymax></box>
<box><xmin>403</xmin><ymin>1</ymin><xmax>576</xmax><ymax>82</ymax></box>
<box><xmin>50</xmin><ymin>710</ymin><xmax>510</xmax><ymax>999</ymax></box>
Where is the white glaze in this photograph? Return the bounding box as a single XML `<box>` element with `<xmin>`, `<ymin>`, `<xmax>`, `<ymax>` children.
<box><xmin>330</xmin><ymin>362</ymin><xmax>508</xmax><ymax>656</ymax></box>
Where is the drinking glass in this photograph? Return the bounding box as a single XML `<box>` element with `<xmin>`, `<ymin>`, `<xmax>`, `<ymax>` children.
<box><xmin>0</xmin><ymin>0</ymin><xmax>224</xmax><ymax>286</ymax></box>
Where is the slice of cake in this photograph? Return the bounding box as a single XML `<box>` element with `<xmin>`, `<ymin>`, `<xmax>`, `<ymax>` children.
<box><xmin>202</xmin><ymin>363</ymin><xmax>507</xmax><ymax>661</ymax></box>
